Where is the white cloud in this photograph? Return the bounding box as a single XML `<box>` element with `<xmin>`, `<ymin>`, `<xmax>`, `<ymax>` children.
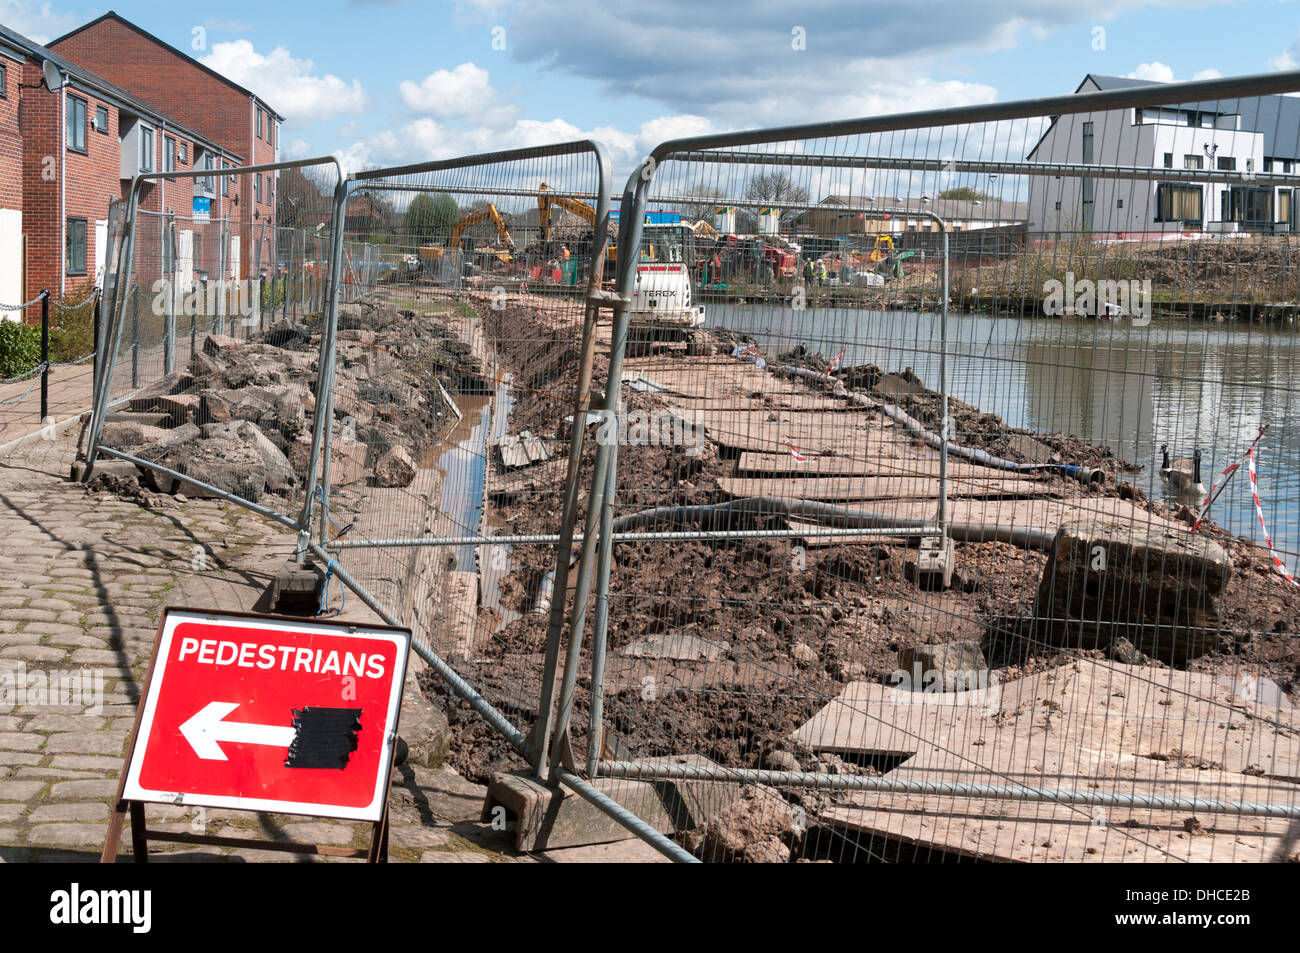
<box><xmin>1271</xmin><ymin>35</ymin><xmax>1300</xmax><ymax>71</ymax></box>
<box><xmin>1127</xmin><ymin>62</ymin><xmax>1223</xmax><ymax>83</ymax></box>
<box><xmin>200</xmin><ymin>39</ymin><xmax>367</xmax><ymax>122</ymax></box>
<box><xmin>398</xmin><ymin>62</ymin><xmax>518</xmax><ymax>126</ymax></box>
<box><xmin>0</xmin><ymin>0</ymin><xmax>86</xmax><ymax>44</ymax></box>
<box><xmin>283</xmin><ymin>138</ymin><xmax>313</xmax><ymax>160</ymax></box>
<box><xmin>1127</xmin><ymin>62</ymin><xmax>1176</xmax><ymax>83</ymax></box>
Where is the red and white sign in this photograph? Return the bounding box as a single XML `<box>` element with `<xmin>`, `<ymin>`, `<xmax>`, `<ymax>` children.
<box><xmin>122</xmin><ymin>609</ymin><xmax>410</xmax><ymax>821</ymax></box>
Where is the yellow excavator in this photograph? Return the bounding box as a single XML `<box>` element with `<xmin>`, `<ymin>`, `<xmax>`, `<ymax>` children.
<box><xmin>418</xmin><ymin>203</ymin><xmax>515</xmax><ymax>268</ymax></box>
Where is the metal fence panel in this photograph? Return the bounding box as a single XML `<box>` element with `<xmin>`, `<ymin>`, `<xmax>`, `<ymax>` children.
<box><xmin>316</xmin><ymin>144</ymin><xmax>615</xmax><ymax>782</ymax></box>
<box><xmin>86</xmin><ymin>157</ymin><xmax>346</xmax><ymax>531</ymax></box>
<box><xmin>550</xmin><ymin>71</ymin><xmax>1300</xmax><ymax>862</ymax></box>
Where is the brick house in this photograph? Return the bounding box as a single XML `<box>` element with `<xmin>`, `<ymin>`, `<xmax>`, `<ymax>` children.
<box><xmin>0</xmin><ymin>22</ymin><xmax>242</xmax><ymax>320</ymax></box>
<box><xmin>49</xmin><ymin>12</ymin><xmax>284</xmax><ymax>279</ymax></box>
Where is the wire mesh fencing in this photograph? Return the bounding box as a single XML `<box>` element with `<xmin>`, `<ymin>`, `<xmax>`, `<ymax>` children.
<box><xmin>522</xmin><ymin>71</ymin><xmax>1300</xmax><ymax>862</ymax></box>
<box><xmin>320</xmin><ymin>143</ymin><xmax>616</xmax><ymax>781</ymax></box>
<box><xmin>77</xmin><ymin>73</ymin><xmax>1300</xmax><ymax>864</ymax></box>
<box><xmin>86</xmin><ymin>156</ymin><xmax>346</xmax><ymax>532</ymax></box>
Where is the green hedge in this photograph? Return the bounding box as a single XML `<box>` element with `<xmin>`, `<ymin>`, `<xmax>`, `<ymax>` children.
<box><xmin>0</xmin><ymin>280</ymin><xmax>99</xmax><ymax>379</ymax></box>
<box><xmin>0</xmin><ymin>319</ymin><xmax>41</xmax><ymax>379</ymax></box>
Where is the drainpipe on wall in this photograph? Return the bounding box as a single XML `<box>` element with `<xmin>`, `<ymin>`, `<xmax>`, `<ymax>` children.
<box><xmin>60</xmin><ymin>84</ymin><xmax>66</xmax><ymax>295</ymax></box>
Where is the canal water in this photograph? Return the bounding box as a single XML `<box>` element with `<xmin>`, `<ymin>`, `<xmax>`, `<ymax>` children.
<box><xmin>709</xmin><ymin>303</ymin><xmax>1300</xmax><ymax>563</ymax></box>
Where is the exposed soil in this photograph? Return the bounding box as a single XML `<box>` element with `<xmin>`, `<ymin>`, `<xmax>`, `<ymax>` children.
<box><xmin>418</xmin><ymin>297</ymin><xmax>1300</xmax><ymax>831</ymax></box>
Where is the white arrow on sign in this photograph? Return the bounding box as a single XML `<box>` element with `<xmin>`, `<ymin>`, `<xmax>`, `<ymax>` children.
<box><xmin>179</xmin><ymin>701</ymin><xmax>295</xmax><ymax>761</ymax></box>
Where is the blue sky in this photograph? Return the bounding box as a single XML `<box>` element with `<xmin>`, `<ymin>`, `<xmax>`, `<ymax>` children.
<box><xmin>5</xmin><ymin>0</ymin><xmax>1300</xmax><ymax>176</ymax></box>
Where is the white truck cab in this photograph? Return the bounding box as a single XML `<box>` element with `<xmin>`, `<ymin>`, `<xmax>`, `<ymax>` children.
<box><xmin>629</xmin><ymin>223</ymin><xmax>706</xmax><ymax>330</ymax></box>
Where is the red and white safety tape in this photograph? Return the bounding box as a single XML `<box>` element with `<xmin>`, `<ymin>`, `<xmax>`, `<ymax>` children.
<box><xmin>827</xmin><ymin>346</ymin><xmax>847</xmax><ymax>373</ymax></box>
<box><xmin>781</xmin><ymin>440</ymin><xmax>806</xmax><ymax>463</ymax></box>
<box><xmin>1246</xmin><ymin>449</ymin><xmax>1300</xmax><ymax>587</ymax></box>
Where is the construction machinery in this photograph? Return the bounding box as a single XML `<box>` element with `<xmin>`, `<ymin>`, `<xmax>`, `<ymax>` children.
<box><xmin>418</xmin><ymin>204</ymin><xmax>516</xmax><ymax>272</ymax></box>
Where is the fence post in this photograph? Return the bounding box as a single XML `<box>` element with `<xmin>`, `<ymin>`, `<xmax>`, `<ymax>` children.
<box><xmin>39</xmin><ymin>290</ymin><xmax>49</xmax><ymax>424</ymax></box>
<box><xmin>163</xmin><ymin>214</ymin><xmax>176</xmax><ymax>375</ymax></box>
<box><xmin>91</xmin><ymin>289</ymin><xmax>100</xmax><ymax>403</ymax></box>
<box><xmin>295</xmin><ymin>177</ymin><xmax>350</xmax><ymax>562</ymax></box>
<box><xmin>130</xmin><ymin>288</ymin><xmax>139</xmax><ymax>390</ymax></box>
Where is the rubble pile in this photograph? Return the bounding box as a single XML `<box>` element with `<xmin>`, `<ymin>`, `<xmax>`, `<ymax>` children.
<box><xmin>108</xmin><ymin>296</ymin><xmax>467</xmax><ymax>502</ymax></box>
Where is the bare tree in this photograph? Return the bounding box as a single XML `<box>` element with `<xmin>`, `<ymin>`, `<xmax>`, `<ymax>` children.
<box><xmin>741</xmin><ymin>171</ymin><xmax>810</xmax><ymax>229</ymax></box>
<box><xmin>676</xmin><ymin>181</ymin><xmax>728</xmax><ymax>222</ymax></box>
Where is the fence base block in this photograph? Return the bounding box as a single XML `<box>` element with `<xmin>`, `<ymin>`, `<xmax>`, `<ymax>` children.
<box><xmin>69</xmin><ymin>458</ymin><xmax>139</xmax><ymax>483</ymax></box>
<box><xmin>270</xmin><ymin>557</ymin><xmax>325</xmax><ymax>615</ymax></box>
<box><xmin>914</xmin><ymin>535</ymin><xmax>955</xmax><ymax>590</ymax></box>
<box><xmin>484</xmin><ymin>755</ymin><xmax>739</xmax><ymax>853</ymax></box>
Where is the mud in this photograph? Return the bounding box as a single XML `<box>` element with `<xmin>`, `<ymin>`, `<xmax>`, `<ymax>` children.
<box><xmin>418</xmin><ymin>297</ymin><xmax>1300</xmax><ymax>833</ymax></box>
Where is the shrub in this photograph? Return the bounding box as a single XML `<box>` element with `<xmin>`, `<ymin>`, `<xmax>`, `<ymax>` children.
<box><xmin>0</xmin><ymin>318</ymin><xmax>41</xmax><ymax>379</ymax></box>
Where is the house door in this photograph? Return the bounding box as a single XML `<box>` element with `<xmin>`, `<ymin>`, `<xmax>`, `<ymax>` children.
<box><xmin>93</xmin><ymin>219</ymin><xmax>108</xmax><ymax>287</ymax></box>
<box><xmin>0</xmin><ymin>209</ymin><xmax>21</xmax><ymax>321</ymax></box>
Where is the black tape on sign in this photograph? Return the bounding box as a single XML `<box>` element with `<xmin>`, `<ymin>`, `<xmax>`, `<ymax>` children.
<box><xmin>284</xmin><ymin>707</ymin><xmax>363</xmax><ymax>770</ymax></box>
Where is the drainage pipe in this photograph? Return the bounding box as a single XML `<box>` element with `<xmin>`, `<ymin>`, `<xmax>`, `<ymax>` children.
<box><xmin>530</xmin><ymin>497</ymin><xmax>1057</xmax><ymax>612</ymax></box>
<box><xmin>771</xmin><ymin>362</ymin><xmax>1105</xmax><ymax>484</ymax></box>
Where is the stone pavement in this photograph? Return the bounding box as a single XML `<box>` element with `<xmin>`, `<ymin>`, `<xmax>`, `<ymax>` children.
<box><xmin>0</xmin><ymin>363</ymin><xmax>94</xmax><ymax>450</ymax></box>
<box><xmin>0</xmin><ymin>427</ymin><xmax>665</xmax><ymax>863</ymax></box>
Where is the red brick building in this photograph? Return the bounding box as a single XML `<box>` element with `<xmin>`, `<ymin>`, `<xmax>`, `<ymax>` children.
<box><xmin>0</xmin><ymin>20</ymin><xmax>245</xmax><ymax>318</ymax></box>
<box><xmin>50</xmin><ymin>12</ymin><xmax>283</xmax><ymax>279</ymax></box>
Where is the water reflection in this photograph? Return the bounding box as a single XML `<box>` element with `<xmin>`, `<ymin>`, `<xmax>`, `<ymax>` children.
<box><xmin>708</xmin><ymin>303</ymin><xmax>1300</xmax><ymax>557</ymax></box>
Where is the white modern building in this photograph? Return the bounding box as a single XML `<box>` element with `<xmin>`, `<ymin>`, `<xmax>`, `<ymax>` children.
<box><xmin>1027</xmin><ymin>74</ymin><xmax>1299</xmax><ymax>236</ymax></box>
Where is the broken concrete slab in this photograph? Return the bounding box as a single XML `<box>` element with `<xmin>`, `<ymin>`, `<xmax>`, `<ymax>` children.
<box><xmin>897</xmin><ymin>640</ymin><xmax>988</xmax><ymax>693</ymax></box>
<box><xmin>374</xmin><ymin>445</ymin><xmax>416</xmax><ymax>488</ymax></box>
<box><xmin>793</xmin><ymin>659</ymin><xmax>1300</xmax><ymax>862</ymax></box>
<box><xmin>201</xmin><ymin>421</ymin><xmax>296</xmax><ymax>492</ymax></box>
<box><xmin>620</xmin><ymin>633</ymin><xmax>730</xmax><ymax>662</ymax></box>
<box><xmin>101</xmin><ymin>421</ymin><xmax>171</xmax><ymax>449</ymax></box>
<box><xmin>482</xmin><ymin>754</ymin><xmax>740</xmax><ymax>853</ymax></box>
<box><xmin>202</xmin><ymin>333</ymin><xmax>242</xmax><ymax>357</ymax></box>
<box><xmin>126</xmin><ymin>392</ymin><xmax>201</xmax><ymax>425</ymax></box>
<box><xmin>1034</xmin><ymin>520</ymin><xmax>1231</xmax><ymax>662</ymax></box>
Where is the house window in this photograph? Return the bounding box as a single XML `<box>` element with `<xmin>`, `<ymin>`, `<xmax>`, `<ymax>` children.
<box><xmin>164</xmin><ymin>136</ymin><xmax>176</xmax><ymax>172</ymax></box>
<box><xmin>0</xmin><ymin>63</ymin><xmax>6</xmax><ymax>98</ymax></box>
<box><xmin>1184</xmin><ymin>154</ymin><xmax>1203</xmax><ymax>170</ymax></box>
<box><xmin>1217</xmin><ymin>156</ymin><xmax>1236</xmax><ymax>172</ymax></box>
<box><xmin>179</xmin><ymin>142</ymin><xmax>187</xmax><ymax>164</ymax></box>
<box><xmin>264</xmin><ymin>174</ymin><xmax>271</xmax><ymax>203</ymax></box>
<box><xmin>257</xmin><ymin>108</ymin><xmax>263</xmax><ymax>139</ymax></box>
<box><xmin>66</xmin><ymin>218</ymin><xmax>87</xmax><ymax>275</ymax></box>
<box><xmin>254</xmin><ymin>173</ymin><xmax>261</xmax><ymax>203</ymax></box>
<box><xmin>67</xmin><ymin>95</ymin><xmax>87</xmax><ymax>152</ymax></box>
<box><xmin>1054</xmin><ymin>201</ymin><xmax>1062</xmax><ymax>210</ymax></box>
<box><xmin>1081</xmin><ymin>122</ymin><xmax>1094</xmax><ymax>163</ymax></box>
<box><xmin>203</xmin><ymin>154</ymin><xmax>215</xmax><ymax>192</ymax></box>
<box><xmin>1163</xmin><ymin>153</ymin><xmax>1173</xmax><ymax>168</ymax></box>
<box><xmin>1117</xmin><ymin>199</ymin><xmax>1124</xmax><ymax>209</ymax></box>
<box><xmin>1279</xmin><ymin>190</ymin><xmax>1293</xmax><ymax>226</ymax></box>
<box><xmin>1264</xmin><ymin>158</ymin><xmax>1274</xmax><ymax>173</ymax></box>
<box><xmin>221</xmin><ymin>160</ymin><xmax>229</xmax><ymax>196</ymax></box>
<box><xmin>140</xmin><ymin>125</ymin><xmax>154</xmax><ymax>172</ymax></box>
<box><xmin>1223</xmin><ymin>187</ymin><xmax>1272</xmax><ymax>224</ymax></box>
<box><xmin>1156</xmin><ymin>184</ymin><xmax>1203</xmax><ymax>225</ymax></box>
<box><xmin>94</xmin><ymin>105</ymin><xmax>108</xmax><ymax>133</ymax></box>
